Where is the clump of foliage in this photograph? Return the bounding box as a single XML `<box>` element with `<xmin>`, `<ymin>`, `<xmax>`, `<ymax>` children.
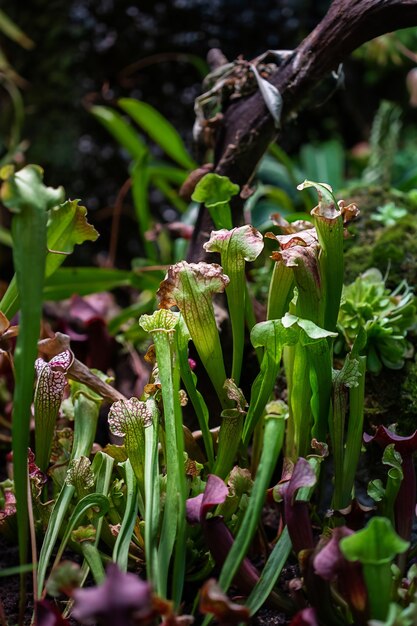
<box><xmin>2</xmin><ymin>159</ymin><xmax>417</xmax><ymax>626</ymax></box>
<box><xmin>3</xmin><ymin>14</ymin><xmax>417</xmax><ymax>626</ymax></box>
<box><xmin>337</xmin><ymin>268</ymin><xmax>416</xmax><ymax>374</ymax></box>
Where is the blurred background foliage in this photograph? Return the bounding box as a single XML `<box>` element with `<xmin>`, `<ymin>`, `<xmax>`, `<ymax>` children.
<box><xmin>0</xmin><ymin>0</ymin><xmax>417</xmax><ymax>268</ymax></box>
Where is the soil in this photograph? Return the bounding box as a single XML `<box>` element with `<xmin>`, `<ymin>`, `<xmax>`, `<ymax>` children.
<box><xmin>0</xmin><ymin>530</ymin><xmax>295</xmax><ymax>625</ymax></box>
<box><xmin>0</xmin><ymin>536</ymin><xmax>34</xmax><ymax>626</ymax></box>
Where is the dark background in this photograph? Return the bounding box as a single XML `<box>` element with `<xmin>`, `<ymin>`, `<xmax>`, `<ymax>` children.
<box><xmin>0</xmin><ymin>0</ymin><xmax>414</xmax><ymax>262</ymax></box>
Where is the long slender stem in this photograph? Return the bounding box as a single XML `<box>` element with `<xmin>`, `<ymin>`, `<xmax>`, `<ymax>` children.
<box><xmin>154</xmin><ymin>330</ymin><xmax>179</xmax><ymax>597</ymax></box>
<box><xmin>222</xmin><ymin>256</ymin><xmax>246</xmax><ymax>384</ymax></box>
<box><xmin>313</xmin><ymin>214</ymin><xmax>344</xmax><ymax>333</ymax></box>
<box><xmin>267</xmin><ymin>261</ymin><xmax>294</xmax><ymax>321</ymax></box>
<box><xmin>340</xmin><ymin>356</ymin><xmax>366</xmax><ymax>508</ymax></box>
<box><xmin>37</xmin><ymin>385</ymin><xmax>101</xmax><ymax>597</ymax></box>
<box><xmin>331</xmin><ymin>371</ymin><xmax>347</xmax><ymax>511</ymax></box>
<box><xmin>11</xmin><ymin>199</ymin><xmax>47</xmax><ymax>597</ymax></box>
<box><xmin>218</xmin><ymin>415</ymin><xmax>286</xmax><ymax>591</ymax></box>
<box><xmin>140</xmin><ymin>311</ymin><xmax>186</xmax><ymax>603</ymax></box>
<box><xmin>176</xmin><ymin>319</ymin><xmax>214</xmax><ymax>467</ymax></box>
<box><xmin>287</xmin><ymin>344</ymin><xmax>311</xmax><ymax>459</ymax></box>
<box><xmin>144</xmin><ymin>402</ymin><xmax>160</xmax><ymax>587</ymax></box>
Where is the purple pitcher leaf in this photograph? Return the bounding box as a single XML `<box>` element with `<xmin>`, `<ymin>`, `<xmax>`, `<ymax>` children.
<box><xmin>283</xmin><ymin>458</ymin><xmax>317</xmax><ymax>504</ymax></box>
<box><xmin>186</xmin><ymin>475</ymin><xmax>229</xmax><ymax>524</ymax></box>
<box><xmin>201</xmin><ymin>474</ymin><xmax>229</xmax><ymax>519</ymax></box>
<box><xmin>314</xmin><ymin>527</ymin><xmax>354</xmax><ymax>581</ymax></box>
<box><xmin>72</xmin><ymin>562</ymin><xmax>152</xmax><ymax>625</ymax></box>
<box><xmin>290</xmin><ymin>607</ymin><xmax>319</xmax><ymax>626</ymax></box>
<box><xmin>364</xmin><ymin>425</ymin><xmax>417</xmax><ymax>454</ymax></box>
<box><xmin>186</xmin><ymin>493</ymin><xmax>205</xmax><ymax>525</ymax></box>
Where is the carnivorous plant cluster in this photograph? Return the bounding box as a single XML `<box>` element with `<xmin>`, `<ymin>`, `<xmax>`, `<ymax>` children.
<box><xmin>1</xmin><ymin>166</ymin><xmax>417</xmax><ymax>626</ymax></box>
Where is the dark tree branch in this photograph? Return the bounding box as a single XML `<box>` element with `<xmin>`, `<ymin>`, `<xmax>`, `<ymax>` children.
<box><xmin>188</xmin><ymin>0</ymin><xmax>417</xmax><ymax>261</ymax></box>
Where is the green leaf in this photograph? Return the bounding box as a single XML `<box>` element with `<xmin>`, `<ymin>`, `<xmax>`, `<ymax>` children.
<box><xmin>113</xmin><ymin>460</ymin><xmax>139</xmax><ymax>572</ymax></box>
<box><xmin>297</xmin><ymin>179</ymin><xmax>338</xmax><ymax>218</ymax></box>
<box><xmin>157</xmin><ymin>262</ymin><xmax>229</xmax><ymax>408</ymax></box>
<box><xmin>79</xmin><ymin>542</ymin><xmax>106</xmax><ymax>585</ymax></box>
<box><xmin>53</xmin><ymin>493</ymin><xmax>109</xmax><ymax>567</ymax></box>
<box><xmin>0</xmin><ymin>564</ymin><xmax>34</xmax><ymax>577</ymax></box>
<box><xmin>340</xmin><ymin>517</ymin><xmax>409</xmax><ymax>620</ymax></box>
<box><xmin>43</xmin><ymin>267</ymin><xmax>134</xmax><ymax>300</ymax></box>
<box><xmin>1</xmin><ymin>165</ymin><xmax>64</xmax><ymax>585</ymax></box>
<box><xmin>2</xmin><ymin>165</ymin><xmax>64</xmax><ymax>213</ymax></box>
<box><xmin>130</xmin><ymin>156</ymin><xmax>156</xmax><ymax>260</ymax></box>
<box><xmin>143</xmin><ymin>399</ymin><xmax>160</xmax><ymax>588</ymax></box>
<box><xmin>0</xmin><ymin>9</ymin><xmax>34</xmax><ymax>49</ymax></box>
<box><xmin>37</xmin><ymin>486</ymin><xmax>75</xmax><ymax>596</ymax></box>
<box><xmin>38</xmin><ymin>381</ymin><xmax>103</xmax><ymax>595</ymax></box>
<box><xmin>383</xmin><ymin>444</ymin><xmax>403</xmax><ymax>473</ymax></box>
<box><xmin>337</xmin><ymin>354</ymin><xmax>366</xmax><ymax>509</ymax></box>
<box><xmin>147</xmin><ymin>163</ymin><xmax>188</xmax><ymax>185</ymax></box>
<box><xmin>242</xmin><ymin>320</ymin><xmax>297</xmax><ymax>445</ymax></box>
<box><xmin>192</xmin><ymin>173</ymin><xmax>239</xmax><ymax>208</ymax></box>
<box><xmin>245</xmin><ymin>526</ymin><xmax>292</xmax><ymax>615</ymax></box>
<box><xmin>1</xmin><ymin>198</ymin><xmax>99</xmax><ymax>318</ymax></box>
<box><xmin>267</xmin><ymin>261</ymin><xmax>295</xmax><ymax>321</ymax></box>
<box><xmin>176</xmin><ymin>317</ymin><xmax>214</xmax><ymax>467</ymax></box>
<box><xmin>119</xmin><ymin>98</ymin><xmax>196</xmax><ymax>170</ymax></box>
<box><xmin>0</xmin><ymin>225</ymin><xmax>12</xmax><ymax>246</ymax></box>
<box><xmin>299</xmin><ymin>141</ymin><xmax>345</xmax><ymax>191</ymax></box>
<box><xmin>108</xmin><ymin>398</ymin><xmax>153</xmax><ymax>499</ymax></box>
<box><xmin>368</xmin><ymin>479</ymin><xmax>385</xmax><ymax>502</ymax></box>
<box><xmin>282</xmin><ymin>313</ymin><xmax>338</xmax><ymax>343</ymax></box>
<box><xmin>204</xmin><ymin>226</ymin><xmax>263</xmax><ymax>384</ymax></box>
<box><xmin>139</xmin><ymin>308</ymin><xmax>179</xmax><ymax>334</ymax></box>
<box><xmin>90</xmin><ymin>105</ymin><xmax>148</xmax><ymax>161</ymax></box>
<box><xmin>45</xmin><ymin>200</ymin><xmax>99</xmax><ymax>276</ymax></box>
<box><xmin>139</xmin><ymin>309</ymin><xmax>186</xmax><ymax>603</ymax></box>
<box><xmin>341</xmin><ymin>516</ymin><xmax>409</xmax><ymax>564</ymax></box>
<box><xmin>218</xmin><ymin>416</ymin><xmax>287</xmax><ymax>598</ymax></box>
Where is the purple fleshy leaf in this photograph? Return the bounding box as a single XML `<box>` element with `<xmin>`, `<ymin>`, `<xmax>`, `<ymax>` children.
<box><xmin>281</xmin><ymin>458</ymin><xmax>317</xmax><ymax>504</ymax></box>
<box><xmin>364</xmin><ymin>425</ymin><xmax>417</xmax><ymax>454</ymax></box>
<box><xmin>290</xmin><ymin>608</ymin><xmax>319</xmax><ymax>626</ymax></box>
<box><xmin>201</xmin><ymin>474</ymin><xmax>229</xmax><ymax>519</ymax></box>
<box><xmin>314</xmin><ymin>527</ymin><xmax>354</xmax><ymax>581</ymax></box>
<box><xmin>204</xmin><ymin>517</ymin><xmax>261</xmax><ymax>595</ymax></box>
<box><xmin>186</xmin><ymin>475</ymin><xmax>229</xmax><ymax>525</ymax></box>
<box><xmin>280</xmin><ymin>459</ymin><xmax>317</xmax><ymax>555</ymax></box>
<box><xmin>314</xmin><ymin>527</ymin><xmax>375</xmax><ymax>621</ymax></box>
<box><xmin>186</xmin><ymin>493</ymin><xmax>205</xmax><ymax>525</ymax></box>
<box><xmin>364</xmin><ymin>425</ymin><xmax>417</xmax><ymax>542</ymax></box>
<box><xmin>72</xmin><ymin>562</ymin><xmax>152</xmax><ymax>625</ymax></box>
<box><xmin>68</xmin><ymin>294</ymin><xmax>116</xmax><ymax>371</ymax></box>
